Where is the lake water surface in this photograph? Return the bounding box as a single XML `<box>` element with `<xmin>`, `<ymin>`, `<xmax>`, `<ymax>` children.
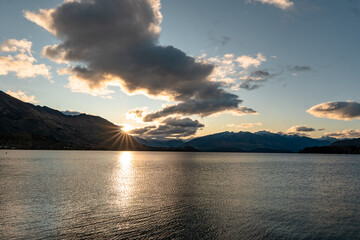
<box><xmin>0</xmin><ymin>150</ymin><xmax>359</xmax><ymax>239</ymax></box>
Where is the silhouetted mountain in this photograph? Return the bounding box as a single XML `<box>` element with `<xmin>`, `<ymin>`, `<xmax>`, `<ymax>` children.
<box><xmin>301</xmin><ymin>138</ymin><xmax>360</xmax><ymax>154</ymax></box>
<box><xmin>331</xmin><ymin>138</ymin><xmax>360</xmax><ymax>147</ymax></box>
<box><xmin>0</xmin><ymin>90</ymin><xmax>142</xmax><ymax>150</ymax></box>
<box><xmin>183</xmin><ymin>131</ymin><xmax>331</xmax><ymax>152</ymax></box>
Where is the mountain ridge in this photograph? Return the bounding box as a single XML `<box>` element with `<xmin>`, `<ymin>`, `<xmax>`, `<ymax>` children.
<box><xmin>0</xmin><ymin>90</ymin><xmax>142</xmax><ymax>150</ymax></box>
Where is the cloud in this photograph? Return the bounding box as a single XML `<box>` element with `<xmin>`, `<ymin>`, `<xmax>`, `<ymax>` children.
<box><xmin>61</xmin><ymin>110</ymin><xmax>82</xmax><ymax>116</ymax></box>
<box><xmin>287</xmin><ymin>65</ymin><xmax>312</xmax><ymax>72</ymax></box>
<box><xmin>207</xmin><ymin>31</ymin><xmax>231</xmax><ymax>46</ymax></box>
<box><xmin>234</xmin><ymin>69</ymin><xmax>276</xmax><ymax>91</ymax></box>
<box><xmin>26</xmin><ymin>0</ymin><xmax>254</xmax><ymax>120</ymax></box>
<box><xmin>1</xmin><ymin>39</ymin><xmax>32</xmax><ymax>53</ymax></box>
<box><xmin>129</xmin><ymin>117</ymin><xmax>204</xmax><ymax>139</ymax></box>
<box><xmin>0</xmin><ymin>39</ymin><xmax>51</xmax><ymax>79</ymax></box>
<box><xmin>226</xmin><ymin>122</ymin><xmax>263</xmax><ymax>129</ymax></box>
<box><xmin>127</xmin><ymin>108</ymin><xmax>147</xmax><ymax>121</ymax></box>
<box><xmin>250</xmin><ymin>0</ymin><xmax>294</xmax><ymax>10</ymax></box>
<box><xmin>307</xmin><ymin>101</ymin><xmax>360</xmax><ymax>121</ymax></box>
<box><xmin>200</xmin><ymin>53</ymin><xmax>276</xmax><ymax>92</ymax></box>
<box><xmin>143</xmin><ymin>99</ymin><xmax>257</xmax><ymax>122</ymax></box>
<box><xmin>233</xmin><ymin>82</ymin><xmax>261</xmax><ymax>91</ymax></box>
<box><xmin>287</xmin><ymin>125</ymin><xmax>316</xmax><ymax>133</ymax></box>
<box><xmin>347</xmin><ymin>0</ymin><xmax>360</xmax><ymax>15</ymax></box>
<box><xmin>6</xmin><ymin>90</ymin><xmax>38</xmax><ymax>104</ymax></box>
<box><xmin>323</xmin><ymin>129</ymin><xmax>360</xmax><ymax>139</ymax></box>
<box><xmin>236</xmin><ymin>53</ymin><xmax>266</xmax><ymax>69</ymax></box>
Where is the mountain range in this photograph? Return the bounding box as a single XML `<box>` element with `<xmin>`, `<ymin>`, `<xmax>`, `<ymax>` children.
<box><xmin>1</xmin><ymin>90</ymin><xmax>356</xmax><ymax>153</ymax></box>
<box><xmin>137</xmin><ymin>131</ymin><xmax>332</xmax><ymax>153</ymax></box>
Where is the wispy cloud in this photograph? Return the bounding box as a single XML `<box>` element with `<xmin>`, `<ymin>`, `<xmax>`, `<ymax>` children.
<box><xmin>323</xmin><ymin>129</ymin><xmax>360</xmax><ymax>139</ymax></box>
<box><xmin>6</xmin><ymin>90</ymin><xmax>38</xmax><ymax>104</ymax></box>
<box><xmin>287</xmin><ymin>65</ymin><xmax>312</xmax><ymax>72</ymax></box>
<box><xmin>226</xmin><ymin>122</ymin><xmax>263</xmax><ymax>129</ymax></box>
<box><xmin>307</xmin><ymin>101</ymin><xmax>360</xmax><ymax>121</ymax></box>
<box><xmin>0</xmin><ymin>39</ymin><xmax>51</xmax><ymax>80</ymax></box>
<box><xmin>249</xmin><ymin>0</ymin><xmax>294</xmax><ymax>10</ymax></box>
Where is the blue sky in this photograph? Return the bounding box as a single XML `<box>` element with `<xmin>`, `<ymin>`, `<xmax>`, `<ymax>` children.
<box><xmin>1</xmin><ymin>0</ymin><xmax>360</xmax><ymax>139</ymax></box>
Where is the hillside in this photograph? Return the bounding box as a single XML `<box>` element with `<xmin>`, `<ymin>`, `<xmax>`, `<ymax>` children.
<box><xmin>301</xmin><ymin>138</ymin><xmax>360</xmax><ymax>154</ymax></box>
<box><xmin>0</xmin><ymin>91</ymin><xmax>143</xmax><ymax>150</ymax></box>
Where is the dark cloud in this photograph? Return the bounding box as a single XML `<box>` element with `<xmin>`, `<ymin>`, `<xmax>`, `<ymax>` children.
<box><xmin>162</xmin><ymin>117</ymin><xmax>204</xmax><ymax>128</ymax></box>
<box><xmin>220</xmin><ymin>36</ymin><xmax>231</xmax><ymax>46</ymax></box>
<box><xmin>207</xmin><ymin>31</ymin><xmax>231</xmax><ymax>46</ymax></box>
<box><xmin>307</xmin><ymin>101</ymin><xmax>360</xmax><ymax>120</ymax></box>
<box><xmin>250</xmin><ymin>70</ymin><xmax>274</xmax><ymax>78</ymax></box>
<box><xmin>237</xmin><ymin>82</ymin><xmax>261</xmax><ymax>91</ymax></box>
<box><xmin>237</xmin><ymin>69</ymin><xmax>277</xmax><ymax>91</ymax></box>
<box><xmin>318</xmin><ymin>128</ymin><xmax>325</xmax><ymax>131</ymax></box>
<box><xmin>129</xmin><ymin>117</ymin><xmax>204</xmax><ymax>138</ymax></box>
<box><xmin>143</xmin><ymin>97</ymin><xmax>257</xmax><ymax>122</ymax></box>
<box><xmin>288</xmin><ymin>125</ymin><xmax>316</xmax><ymax>133</ymax></box>
<box><xmin>61</xmin><ymin>110</ymin><xmax>82</xmax><ymax>116</ymax></box>
<box><xmin>347</xmin><ymin>0</ymin><xmax>360</xmax><ymax>15</ymax></box>
<box><xmin>287</xmin><ymin>65</ymin><xmax>312</xmax><ymax>72</ymax></box>
<box><xmin>27</xmin><ymin>0</ymin><xmax>253</xmax><ymax>120</ymax></box>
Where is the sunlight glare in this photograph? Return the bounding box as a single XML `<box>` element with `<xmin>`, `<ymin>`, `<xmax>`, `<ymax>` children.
<box><xmin>121</xmin><ymin>124</ymin><xmax>133</xmax><ymax>133</ymax></box>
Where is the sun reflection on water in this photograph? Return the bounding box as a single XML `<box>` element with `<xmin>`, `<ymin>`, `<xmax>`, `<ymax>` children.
<box><xmin>112</xmin><ymin>151</ymin><xmax>134</xmax><ymax>207</ymax></box>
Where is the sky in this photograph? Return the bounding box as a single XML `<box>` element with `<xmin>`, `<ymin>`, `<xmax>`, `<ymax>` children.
<box><xmin>1</xmin><ymin>0</ymin><xmax>360</xmax><ymax>140</ymax></box>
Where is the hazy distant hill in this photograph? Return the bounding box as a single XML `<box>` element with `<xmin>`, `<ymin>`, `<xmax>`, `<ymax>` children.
<box><xmin>134</xmin><ymin>137</ymin><xmax>185</xmax><ymax>148</ymax></box>
<box><xmin>301</xmin><ymin>138</ymin><xmax>360</xmax><ymax>154</ymax></box>
<box><xmin>0</xmin><ymin>90</ymin><xmax>142</xmax><ymax>150</ymax></box>
<box><xmin>183</xmin><ymin>131</ymin><xmax>331</xmax><ymax>153</ymax></box>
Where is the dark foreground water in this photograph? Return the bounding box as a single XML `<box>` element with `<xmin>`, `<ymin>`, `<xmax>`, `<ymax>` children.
<box><xmin>0</xmin><ymin>151</ymin><xmax>359</xmax><ymax>239</ymax></box>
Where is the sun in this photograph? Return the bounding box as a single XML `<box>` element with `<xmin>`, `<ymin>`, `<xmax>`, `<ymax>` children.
<box><xmin>121</xmin><ymin>124</ymin><xmax>133</xmax><ymax>133</ymax></box>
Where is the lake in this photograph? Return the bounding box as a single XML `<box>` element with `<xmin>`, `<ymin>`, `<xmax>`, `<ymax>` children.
<box><xmin>0</xmin><ymin>150</ymin><xmax>359</xmax><ymax>239</ymax></box>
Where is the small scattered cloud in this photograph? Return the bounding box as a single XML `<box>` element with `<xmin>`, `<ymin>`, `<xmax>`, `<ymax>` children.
<box><xmin>236</xmin><ymin>53</ymin><xmax>266</xmax><ymax>69</ymax></box>
<box><xmin>287</xmin><ymin>125</ymin><xmax>316</xmax><ymax>133</ymax></box>
<box><xmin>234</xmin><ymin>69</ymin><xmax>277</xmax><ymax>91</ymax></box>
<box><xmin>233</xmin><ymin>82</ymin><xmax>261</xmax><ymax>91</ymax></box>
<box><xmin>129</xmin><ymin>117</ymin><xmax>204</xmax><ymax>139</ymax></box>
<box><xmin>307</xmin><ymin>101</ymin><xmax>360</xmax><ymax>121</ymax></box>
<box><xmin>249</xmin><ymin>0</ymin><xmax>294</xmax><ymax>10</ymax></box>
<box><xmin>200</xmin><ymin>53</ymin><xmax>276</xmax><ymax>92</ymax></box>
<box><xmin>207</xmin><ymin>31</ymin><xmax>231</xmax><ymax>46</ymax></box>
<box><xmin>323</xmin><ymin>129</ymin><xmax>360</xmax><ymax>139</ymax></box>
<box><xmin>61</xmin><ymin>110</ymin><xmax>82</xmax><ymax>116</ymax></box>
<box><xmin>287</xmin><ymin>65</ymin><xmax>312</xmax><ymax>72</ymax></box>
<box><xmin>347</xmin><ymin>0</ymin><xmax>360</xmax><ymax>15</ymax></box>
<box><xmin>226</xmin><ymin>122</ymin><xmax>263</xmax><ymax>129</ymax></box>
<box><xmin>6</xmin><ymin>90</ymin><xmax>38</xmax><ymax>104</ymax></box>
<box><xmin>0</xmin><ymin>39</ymin><xmax>51</xmax><ymax>80</ymax></box>
<box><xmin>127</xmin><ymin>107</ymin><xmax>148</xmax><ymax>122</ymax></box>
